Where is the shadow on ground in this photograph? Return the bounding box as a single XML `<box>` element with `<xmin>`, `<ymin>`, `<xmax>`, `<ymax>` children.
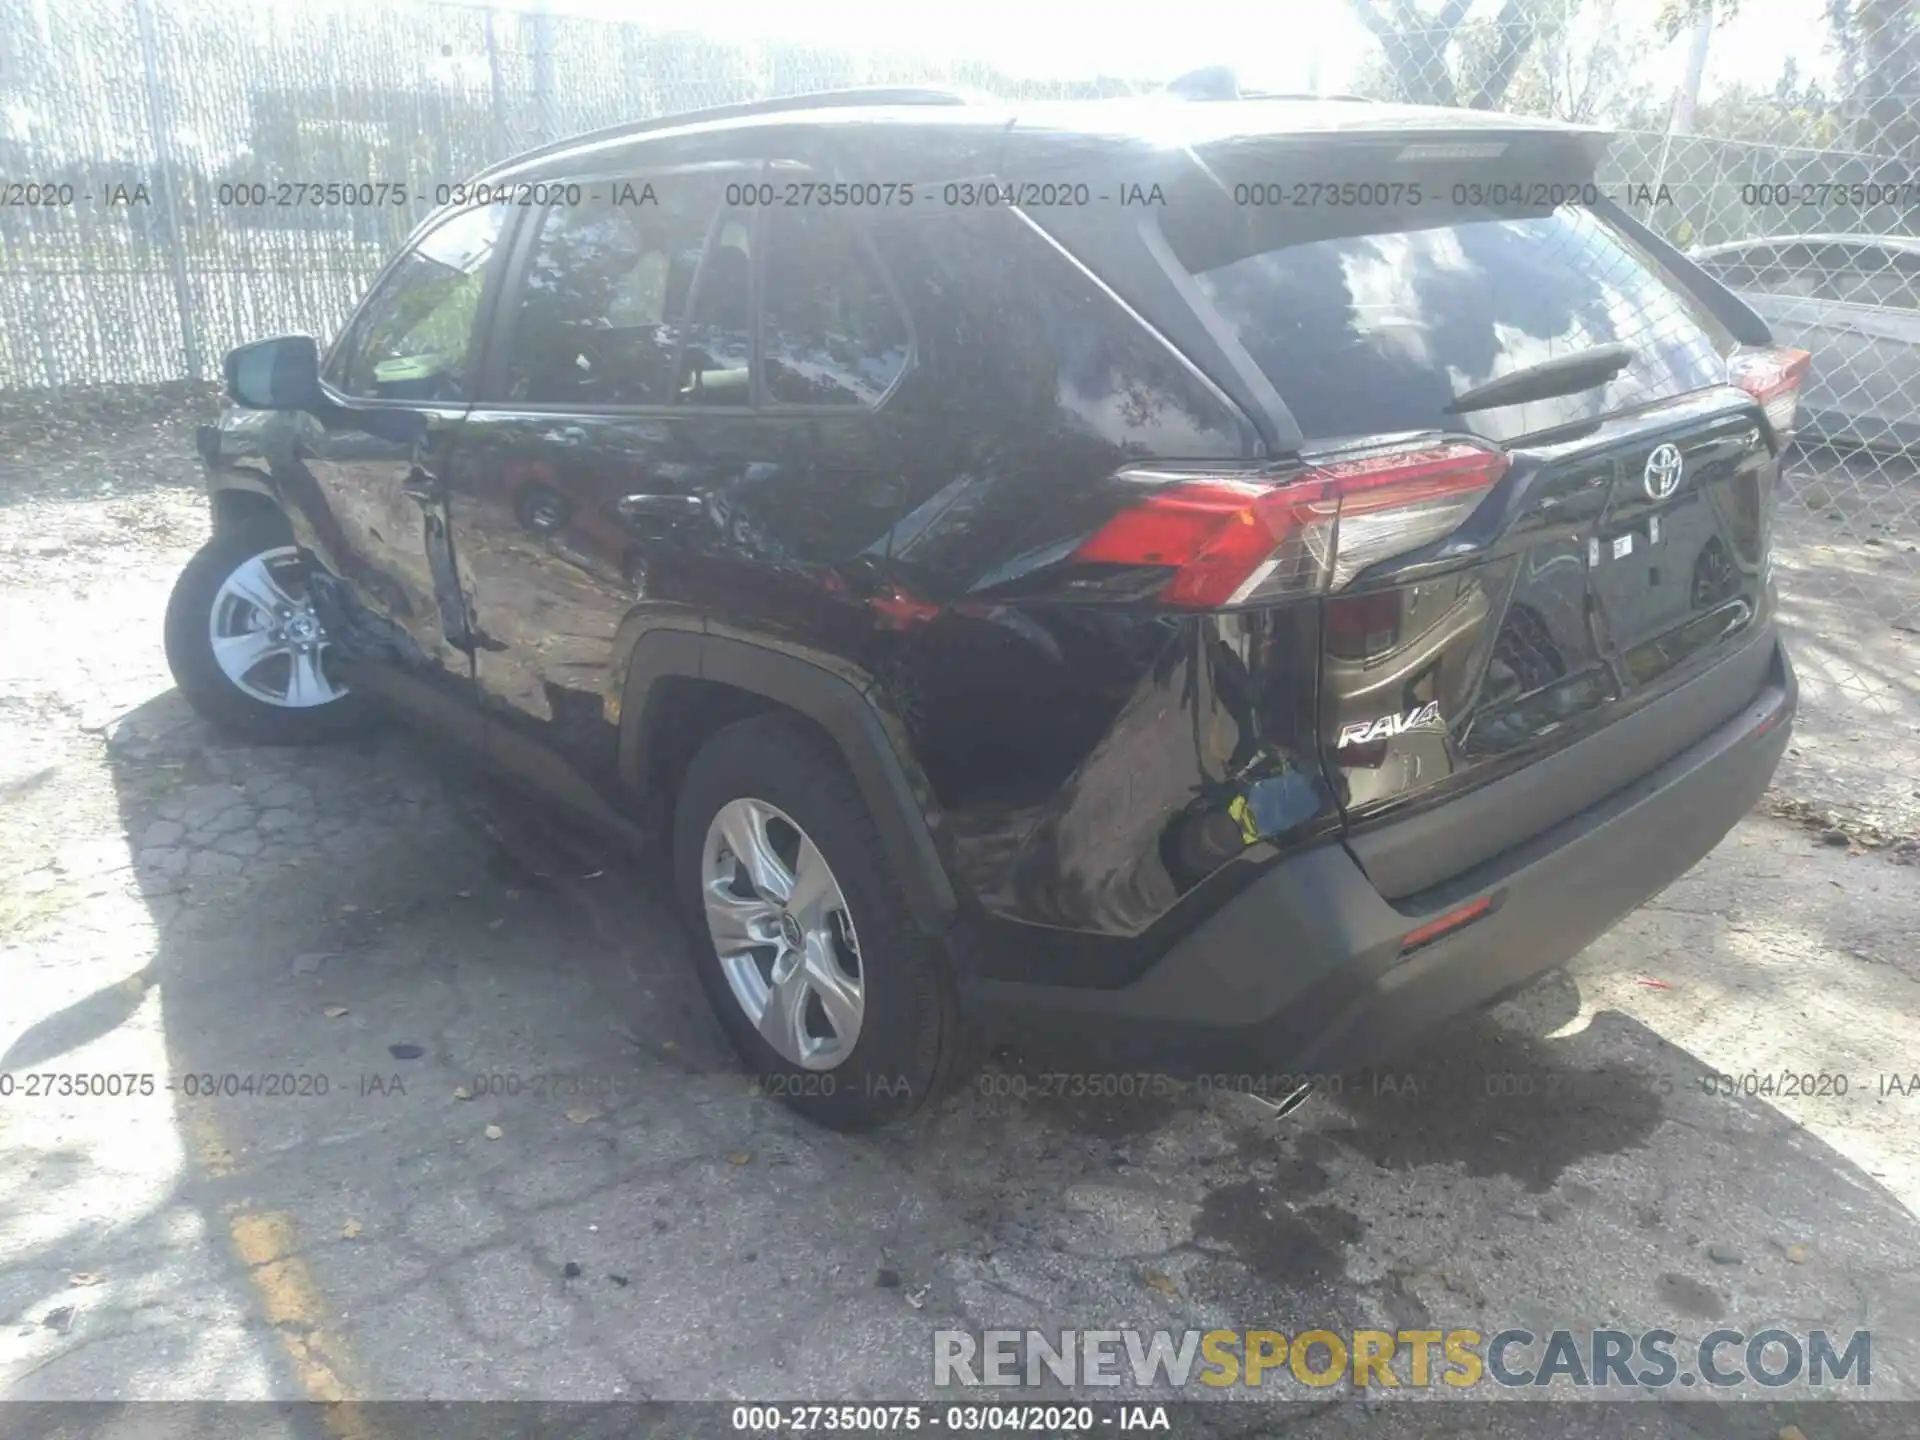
<box><xmin>6</xmin><ymin>677</ymin><xmax>1914</xmax><ymax>1429</ymax></box>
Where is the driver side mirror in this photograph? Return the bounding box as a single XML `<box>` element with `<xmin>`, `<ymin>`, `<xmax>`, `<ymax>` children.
<box><xmin>225</xmin><ymin>334</ymin><xmax>322</xmax><ymax>411</ymax></box>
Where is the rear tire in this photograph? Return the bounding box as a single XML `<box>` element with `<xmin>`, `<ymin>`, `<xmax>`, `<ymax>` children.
<box><xmin>163</xmin><ymin>515</ymin><xmax>377</xmax><ymax>745</ymax></box>
<box><xmin>673</xmin><ymin>713</ymin><xmax>974</xmax><ymax>1130</ymax></box>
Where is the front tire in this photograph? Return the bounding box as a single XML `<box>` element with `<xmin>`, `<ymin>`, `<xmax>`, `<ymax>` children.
<box><xmin>673</xmin><ymin>714</ymin><xmax>973</xmax><ymax>1130</ymax></box>
<box><xmin>163</xmin><ymin>515</ymin><xmax>376</xmax><ymax>744</ymax></box>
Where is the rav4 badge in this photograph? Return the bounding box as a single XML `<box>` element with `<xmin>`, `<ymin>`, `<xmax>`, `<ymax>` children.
<box><xmin>1337</xmin><ymin>700</ymin><xmax>1446</xmax><ymax>749</ymax></box>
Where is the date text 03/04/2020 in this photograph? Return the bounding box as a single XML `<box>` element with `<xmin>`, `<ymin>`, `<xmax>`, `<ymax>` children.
<box><xmin>730</xmin><ymin>1405</ymin><xmax>1172</xmax><ymax>1433</ymax></box>
<box><xmin>0</xmin><ymin>1072</ymin><xmax>406</xmax><ymax>1099</ymax></box>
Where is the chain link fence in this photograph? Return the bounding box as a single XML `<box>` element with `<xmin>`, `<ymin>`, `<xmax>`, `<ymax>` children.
<box><xmin>2</xmin><ymin>0</ymin><xmax>1916</xmax><ymax>815</ymax></box>
<box><xmin>1603</xmin><ymin>120</ymin><xmax>1920</xmax><ymax>831</ymax></box>
<box><xmin>0</xmin><ymin>0</ymin><xmax>1151</xmax><ymax>392</ymax></box>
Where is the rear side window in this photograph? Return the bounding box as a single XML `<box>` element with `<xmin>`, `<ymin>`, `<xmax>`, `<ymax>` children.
<box><xmin>504</xmin><ymin>177</ymin><xmax>723</xmax><ymax>407</ymax></box>
<box><xmin>760</xmin><ymin>207</ymin><xmax>911</xmax><ymax>407</ymax></box>
<box><xmin>677</xmin><ymin>212</ymin><xmax>755</xmax><ymax>406</ymax></box>
<box><xmin>871</xmin><ymin>207</ymin><xmax>1248</xmax><ymax>455</ymax></box>
<box><xmin>1179</xmin><ymin>204</ymin><xmax>1736</xmax><ymax>446</ymax></box>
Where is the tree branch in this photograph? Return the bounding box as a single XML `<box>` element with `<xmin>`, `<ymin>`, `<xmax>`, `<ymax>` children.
<box><xmin>1469</xmin><ymin>0</ymin><xmax>1540</xmax><ymax>107</ymax></box>
<box><xmin>1349</xmin><ymin>0</ymin><xmax>1397</xmax><ymax>38</ymax></box>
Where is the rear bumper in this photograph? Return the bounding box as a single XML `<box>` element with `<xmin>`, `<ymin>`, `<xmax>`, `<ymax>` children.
<box><xmin>964</xmin><ymin>634</ymin><xmax>1795</xmax><ymax>1077</ymax></box>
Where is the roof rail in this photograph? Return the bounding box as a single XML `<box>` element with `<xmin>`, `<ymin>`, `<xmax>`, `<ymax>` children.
<box><xmin>471</xmin><ymin>86</ymin><xmax>979</xmax><ymax>184</ymax></box>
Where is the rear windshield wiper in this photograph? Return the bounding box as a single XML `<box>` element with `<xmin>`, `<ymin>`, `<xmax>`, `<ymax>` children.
<box><xmin>1443</xmin><ymin>343</ymin><xmax>1635</xmax><ymax>415</ymax></box>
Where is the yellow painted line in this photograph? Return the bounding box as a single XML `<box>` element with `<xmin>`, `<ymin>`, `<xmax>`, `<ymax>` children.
<box><xmin>228</xmin><ymin>1211</ymin><xmax>366</xmax><ymax>1406</ymax></box>
<box><xmin>183</xmin><ymin>1104</ymin><xmax>383</xmax><ymax>1440</ymax></box>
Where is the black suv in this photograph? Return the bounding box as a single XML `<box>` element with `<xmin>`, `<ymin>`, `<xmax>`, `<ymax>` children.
<box><xmin>169</xmin><ymin>86</ymin><xmax>1800</xmax><ymax>1129</ymax></box>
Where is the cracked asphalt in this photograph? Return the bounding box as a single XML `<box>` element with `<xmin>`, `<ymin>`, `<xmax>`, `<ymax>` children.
<box><xmin>2</xmin><ymin>418</ymin><xmax>1918</xmax><ymax>1438</ymax></box>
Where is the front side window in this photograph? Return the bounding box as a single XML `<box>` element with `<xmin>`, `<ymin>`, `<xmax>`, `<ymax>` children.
<box><xmin>1758</xmin><ymin>246</ymin><xmax>1830</xmax><ymax>300</ymax></box>
<box><xmin>334</xmin><ymin>203</ymin><xmax>506</xmax><ymax>402</ymax></box>
<box><xmin>1823</xmin><ymin>245</ymin><xmax>1920</xmax><ymax>310</ymax></box>
<box><xmin>1697</xmin><ymin>248</ymin><xmax>1770</xmax><ymax>291</ymax></box>
<box><xmin>504</xmin><ymin>177</ymin><xmax>724</xmax><ymax>407</ymax></box>
<box><xmin>761</xmin><ymin>206</ymin><xmax>910</xmax><ymax>406</ymax></box>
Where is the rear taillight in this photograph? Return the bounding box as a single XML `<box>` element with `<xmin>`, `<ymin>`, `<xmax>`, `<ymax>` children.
<box><xmin>1071</xmin><ymin>441</ymin><xmax>1510</xmax><ymax>608</ymax></box>
<box><xmin>1727</xmin><ymin>345</ymin><xmax>1812</xmax><ymax>439</ymax></box>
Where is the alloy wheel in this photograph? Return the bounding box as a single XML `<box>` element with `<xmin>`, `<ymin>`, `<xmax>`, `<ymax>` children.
<box><xmin>207</xmin><ymin>546</ymin><xmax>348</xmax><ymax>709</ymax></box>
<box><xmin>700</xmin><ymin>797</ymin><xmax>864</xmax><ymax>1070</ymax></box>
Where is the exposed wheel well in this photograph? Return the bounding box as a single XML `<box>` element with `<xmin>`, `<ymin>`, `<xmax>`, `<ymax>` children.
<box><xmin>636</xmin><ymin>677</ymin><xmax>848</xmax><ymax>834</ymax></box>
<box><xmin>619</xmin><ymin>631</ymin><xmax>958</xmax><ymax>931</ymax></box>
<box><xmin>211</xmin><ymin>486</ymin><xmax>291</xmax><ymax>540</ymax></box>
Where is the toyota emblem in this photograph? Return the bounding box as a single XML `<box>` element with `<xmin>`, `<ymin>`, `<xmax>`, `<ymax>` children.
<box><xmin>1643</xmin><ymin>443</ymin><xmax>1684</xmax><ymax>501</ymax></box>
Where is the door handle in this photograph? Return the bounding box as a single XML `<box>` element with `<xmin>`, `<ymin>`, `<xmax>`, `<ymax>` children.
<box><xmin>617</xmin><ymin>493</ymin><xmax>705</xmax><ymax>522</ymax></box>
<box><xmin>401</xmin><ymin>466</ymin><xmax>445</xmax><ymax>505</ymax></box>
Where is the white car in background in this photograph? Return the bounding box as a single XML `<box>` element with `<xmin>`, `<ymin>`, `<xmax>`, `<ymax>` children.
<box><xmin>1691</xmin><ymin>232</ymin><xmax>1920</xmax><ymax>455</ymax></box>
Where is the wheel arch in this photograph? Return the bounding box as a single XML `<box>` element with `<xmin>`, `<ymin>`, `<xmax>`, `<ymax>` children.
<box><xmin>207</xmin><ymin>472</ymin><xmax>292</xmax><ymax>541</ymax></box>
<box><xmin>615</xmin><ymin>630</ymin><xmax>957</xmax><ymax>935</ymax></box>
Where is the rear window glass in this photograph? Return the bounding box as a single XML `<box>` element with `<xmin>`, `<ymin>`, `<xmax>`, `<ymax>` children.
<box><xmin>1181</xmin><ymin>205</ymin><xmax>1736</xmax><ymax>446</ymax></box>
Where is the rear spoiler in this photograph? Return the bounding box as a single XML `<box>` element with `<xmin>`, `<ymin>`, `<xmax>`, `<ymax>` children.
<box><xmin>1592</xmin><ymin>197</ymin><xmax>1774</xmax><ymax>347</ymax></box>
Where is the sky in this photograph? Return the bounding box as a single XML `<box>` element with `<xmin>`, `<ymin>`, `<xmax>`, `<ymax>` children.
<box><xmin>470</xmin><ymin>0</ymin><xmax>1842</xmax><ymax>105</ymax></box>
<box><xmin>0</xmin><ymin>0</ymin><xmax>1847</xmax><ymax>163</ymax></box>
